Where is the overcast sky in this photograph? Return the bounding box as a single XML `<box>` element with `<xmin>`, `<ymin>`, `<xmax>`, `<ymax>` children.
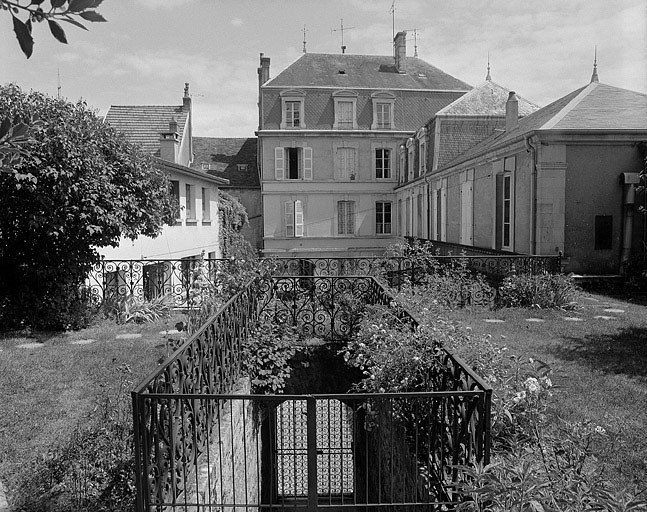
<box><xmin>2</xmin><ymin>0</ymin><xmax>646</xmax><ymax>137</ymax></box>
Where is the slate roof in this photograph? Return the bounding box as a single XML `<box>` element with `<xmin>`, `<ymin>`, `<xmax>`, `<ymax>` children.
<box><xmin>439</xmin><ymin>82</ymin><xmax>647</xmax><ymax>170</ymax></box>
<box><xmin>435</xmin><ymin>80</ymin><xmax>540</xmax><ymax>117</ymax></box>
<box><xmin>265</xmin><ymin>53</ymin><xmax>471</xmax><ymax>91</ymax></box>
<box><xmin>104</xmin><ymin>105</ymin><xmax>189</xmax><ymax>156</ymax></box>
<box><xmin>190</xmin><ymin>137</ymin><xmax>259</xmax><ymax>189</ymax></box>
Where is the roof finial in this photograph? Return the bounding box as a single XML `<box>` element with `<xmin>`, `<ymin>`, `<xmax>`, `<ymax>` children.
<box><xmin>184</xmin><ymin>82</ymin><xmax>190</xmax><ymax>97</ymax></box>
<box><xmin>302</xmin><ymin>24</ymin><xmax>307</xmax><ymax>54</ymax></box>
<box><xmin>590</xmin><ymin>45</ymin><xmax>599</xmax><ymax>83</ymax></box>
<box><xmin>486</xmin><ymin>53</ymin><xmax>491</xmax><ymax>81</ymax></box>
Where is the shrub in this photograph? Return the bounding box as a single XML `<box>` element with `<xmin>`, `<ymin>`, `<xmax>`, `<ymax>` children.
<box><xmin>498</xmin><ymin>272</ymin><xmax>580</xmax><ymax>309</ymax></box>
<box><xmin>241</xmin><ymin>321</ymin><xmax>299</xmax><ymax>393</ymax></box>
<box><xmin>103</xmin><ymin>293</ymin><xmax>173</xmax><ymax>324</ymax></box>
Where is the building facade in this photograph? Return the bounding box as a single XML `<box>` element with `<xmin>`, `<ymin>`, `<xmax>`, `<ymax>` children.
<box><xmin>257</xmin><ymin>32</ymin><xmax>471</xmax><ymax>258</ymax></box>
<box><xmin>101</xmin><ymin>84</ymin><xmax>227</xmax><ymax>262</ymax></box>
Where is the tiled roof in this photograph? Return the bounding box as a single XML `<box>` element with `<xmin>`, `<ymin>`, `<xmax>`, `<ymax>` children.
<box><xmin>541</xmin><ymin>82</ymin><xmax>647</xmax><ymax>130</ymax></box>
<box><xmin>265</xmin><ymin>53</ymin><xmax>471</xmax><ymax>91</ymax></box>
<box><xmin>436</xmin><ymin>80</ymin><xmax>539</xmax><ymax>117</ymax></box>
<box><xmin>104</xmin><ymin>105</ymin><xmax>189</xmax><ymax>156</ymax></box>
<box><xmin>438</xmin><ymin>82</ymin><xmax>647</xmax><ymax>170</ymax></box>
<box><xmin>190</xmin><ymin>137</ymin><xmax>259</xmax><ymax>189</ymax></box>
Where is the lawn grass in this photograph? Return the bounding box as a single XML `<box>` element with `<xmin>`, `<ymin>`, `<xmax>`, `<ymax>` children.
<box><xmin>0</xmin><ymin>314</ymin><xmax>186</xmax><ymax>494</ymax></box>
<box><xmin>443</xmin><ymin>292</ymin><xmax>647</xmax><ymax>488</ymax></box>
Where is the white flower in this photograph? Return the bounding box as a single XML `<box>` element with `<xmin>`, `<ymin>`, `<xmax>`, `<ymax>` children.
<box><xmin>594</xmin><ymin>426</ymin><xmax>606</xmax><ymax>435</ymax></box>
<box><xmin>524</xmin><ymin>377</ymin><xmax>540</xmax><ymax>394</ymax></box>
<box><xmin>541</xmin><ymin>377</ymin><xmax>552</xmax><ymax>389</ymax></box>
<box><xmin>512</xmin><ymin>390</ymin><xmax>527</xmax><ymax>403</ymax></box>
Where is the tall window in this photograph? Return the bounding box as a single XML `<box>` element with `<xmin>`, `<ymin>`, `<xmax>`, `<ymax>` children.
<box><xmin>375</xmin><ymin>148</ymin><xmax>391</xmax><ymax>179</ymax></box>
<box><xmin>285</xmin><ymin>200</ymin><xmax>304</xmax><ymax>237</ymax></box>
<box><xmin>337</xmin><ymin>201</ymin><xmax>355</xmax><ymax>235</ymax></box>
<box><xmin>407</xmin><ymin>140</ymin><xmax>414</xmax><ymax>181</ymax></box>
<box><xmin>376</xmin><ymin>201</ymin><xmax>392</xmax><ymax>234</ymax></box>
<box><xmin>337</xmin><ymin>147</ymin><xmax>356</xmax><ymax>180</ymax></box>
<box><xmin>376</xmin><ymin>103</ymin><xmax>391</xmax><ymax>129</ymax></box>
<box><xmin>202</xmin><ymin>187</ymin><xmax>210</xmax><ymax>221</ymax></box>
<box><xmin>275</xmin><ymin>147</ymin><xmax>313</xmax><ymax>180</ymax></box>
<box><xmin>416</xmin><ymin>193</ymin><xmax>423</xmax><ymax>238</ymax></box>
<box><xmin>337</xmin><ymin>101</ymin><xmax>353</xmax><ymax>128</ymax></box>
<box><xmin>170</xmin><ymin>180</ymin><xmax>180</xmax><ymax>220</ymax></box>
<box><xmin>280</xmin><ymin>90</ymin><xmax>306</xmax><ymax>129</ymax></box>
<box><xmin>185</xmin><ymin>184</ymin><xmax>194</xmax><ymax>220</ymax></box>
<box><xmin>285</xmin><ymin>101</ymin><xmax>300</xmax><ymax>128</ymax></box>
<box><xmin>419</xmin><ymin>140</ymin><xmax>427</xmax><ymax>175</ymax></box>
<box><xmin>502</xmin><ymin>174</ymin><xmax>512</xmax><ymax>249</ymax></box>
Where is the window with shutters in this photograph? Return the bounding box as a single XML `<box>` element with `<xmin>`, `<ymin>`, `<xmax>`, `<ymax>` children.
<box><xmin>202</xmin><ymin>187</ymin><xmax>210</xmax><ymax>222</ymax></box>
<box><xmin>285</xmin><ymin>200</ymin><xmax>304</xmax><ymax>237</ymax></box>
<box><xmin>185</xmin><ymin>184</ymin><xmax>195</xmax><ymax>220</ymax></box>
<box><xmin>376</xmin><ymin>201</ymin><xmax>392</xmax><ymax>235</ymax></box>
<box><xmin>375</xmin><ymin>148</ymin><xmax>391</xmax><ymax>179</ymax></box>
<box><xmin>275</xmin><ymin>147</ymin><xmax>313</xmax><ymax>180</ymax></box>
<box><xmin>337</xmin><ymin>201</ymin><xmax>355</xmax><ymax>235</ymax></box>
<box><xmin>336</xmin><ymin>147</ymin><xmax>356</xmax><ymax>180</ymax></box>
<box><xmin>416</xmin><ymin>193</ymin><xmax>423</xmax><ymax>238</ymax></box>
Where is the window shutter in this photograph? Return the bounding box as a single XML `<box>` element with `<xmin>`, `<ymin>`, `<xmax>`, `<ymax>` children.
<box><xmin>303</xmin><ymin>147</ymin><xmax>313</xmax><ymax>180</ymax></box>
<box><xmin>294</xmin><ymin>200</ymin><xmax>304</xmax><ymax>237</ymax></box>
<box><xmin>275</xmin><ymin>147</ymin><xmax>285</xmax><ymax>180</ymax></box>
<box><xmin>348</xmin><ymin>201</ymin><xmax>355</xmax><ymax>234</ymax></box>
<box><xmin>284</xmin><ymin>201</ymin><xmax>294</xmax><ymax>237</ymax></box>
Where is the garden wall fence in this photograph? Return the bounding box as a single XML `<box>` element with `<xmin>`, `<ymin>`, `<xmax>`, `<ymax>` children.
<box><xmin>131</xmin><ymin>275</ymin><xmax>492</xmax><ymax>511</ymax></box>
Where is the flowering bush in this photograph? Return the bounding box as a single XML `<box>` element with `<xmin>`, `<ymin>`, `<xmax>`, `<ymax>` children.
<box><xmin>498</xmin><ymin>272</ymin><xmax>580</xmax><ymax>309</ymax></box>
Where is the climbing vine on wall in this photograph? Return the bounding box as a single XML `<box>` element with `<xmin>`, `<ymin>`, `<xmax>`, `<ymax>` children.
<box><xmin>218</xmin><ymin>189</ymin><xmax>256</xmax><ymax>259</ymax></box>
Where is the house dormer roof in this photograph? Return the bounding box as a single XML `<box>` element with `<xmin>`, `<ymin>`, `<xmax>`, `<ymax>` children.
<box><xmin>264</xmin><ymin>53</ymin><xmax>471</xmax><ymax>91</ymax></box>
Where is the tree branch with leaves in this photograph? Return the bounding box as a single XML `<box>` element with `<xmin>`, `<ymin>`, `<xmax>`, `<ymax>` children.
<box><xmin>1</xmin><ymin>0</ymin><xmax>107</xmax><ymax>58</ymax></box>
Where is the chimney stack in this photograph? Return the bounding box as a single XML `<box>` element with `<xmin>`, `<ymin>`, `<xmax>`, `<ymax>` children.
<box><xmin>258</xmin><ymin>53</ymin><xmax>271</xmax><ymax>87</ymax></box>
<box><xmin>394</xmin><ymin>31</ymin><xmax>407</xmax><ymax>73</ymax></box>
<box><xmin>159</xmin><ymin>117</ymin><xmax>179</xmax><ymax>163</ymax></box>
<box><xmin>183</xmin><ymin>82</ymin><xmax>191</xmax><ymax>111</ymax></box>
<box><xmin>506</xmin><ymin>91</ymin><xmax>519</xmax><ymax>131</ymax></box>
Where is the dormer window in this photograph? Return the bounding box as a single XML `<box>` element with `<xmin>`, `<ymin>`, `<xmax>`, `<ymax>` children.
<box><xmin>237</xmin><ymin>164</ymin><xmax>248</xmax><ymax>172</ymax></box>
<box><xmin>416</xmin><ymin>127</ymin><xmax>427</xmax><ymax>175</ymax></box>
<box><xmin>201</xmin><ymin>163</ymin><xmax>211</xmax><ymax>171</ymax></box>
<box><xmin>371</xmin><ymin>91</ymin><xmax>396</xmax><ymax>130</ymax></box>
<box><xmin>332</xmin><ymin>90</ymin><xmax>358</xmax><ymax>130</ymax></box>
<box><xmin>280</xmin><ymin>89</ymin><xmax>306</xmax><ymax>129</ymax></box>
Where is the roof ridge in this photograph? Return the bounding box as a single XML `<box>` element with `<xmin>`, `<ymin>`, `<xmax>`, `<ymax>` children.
<box><xmin>540</xmin><ymin>82</ymin><xmax>598</xmax><ymax>130</ymax></box>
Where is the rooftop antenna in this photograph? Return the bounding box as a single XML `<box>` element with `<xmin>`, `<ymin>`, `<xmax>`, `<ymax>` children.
<box><xmin>331</xmin><ymin>18</ymin><xmax>354</xmax><ymax>54</ymax></box>
<box><xmin>302</xmin><ymin>24</ymin><xmax>307</xmax><ymax>53</ymax></box>
<box><xmin>57</xmin><ymin>66</ymin><xmax>61</xmax><ymax>99</ymax></box>
<box><xmin>389</xmin><ymin>0</ymin><xmax>395</xmax><ymax>56</ymax></box>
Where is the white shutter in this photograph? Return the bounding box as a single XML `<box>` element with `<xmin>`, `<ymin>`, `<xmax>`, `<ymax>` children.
<box><xmin>348</xmin><ymin>201</ymin><xmax>355</xmax><ymax>234</ymax></box>
<box><xmin>294</xmin><ymin>200</ymin><xmax>304</xmax><ymax>237</ymax></box>
<box><xmin>275</xmin><ymin>147</ymin><xmax>285</xmax><ymax>180</ymax></box>
<box><xmin>303</xmin><ymin>147</ymin><xmax>313</xmax><ymax>180</ymax></box>
<box><xmin>284</xmin><ymin>201</ymin><xmax>294</xmax><ymax>237</ymax></box>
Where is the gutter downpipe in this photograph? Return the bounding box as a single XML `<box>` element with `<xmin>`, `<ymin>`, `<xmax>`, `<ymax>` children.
<box><xmin>524</xmin><ymin>135</ymin><xmax>537</xmax><ymax>255</ymax></box>
<box><xmin>620</xmin><ymin>173</ymin><xmax>640</xmax><ymax>273</ymax></box>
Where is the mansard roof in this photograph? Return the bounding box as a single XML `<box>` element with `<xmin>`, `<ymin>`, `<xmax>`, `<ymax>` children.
<box><xmin>105</xmin><ymin>105</ymin><xmax>189</xmax><ymax>156</ymax></box>
<box><xmin>264</xmin><ymin>53</ymin><xmax>472</xmax><ymax>91</ymax></box>
<box><xmin>191</xmin><ymin>137</ymin><xmax>259</xmax><ymax>189</ymax></box>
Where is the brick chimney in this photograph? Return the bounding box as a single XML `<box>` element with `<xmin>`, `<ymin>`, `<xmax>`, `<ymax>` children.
<box><xmin>183</xmin><ymin>82</ymin><xmax>191</xmax><ymax>111</ymax></box>
<box><xmin>394</xmin><ymin>31</ymin><xmax>407</xmax><ymax>73</ymax></box>
<box><xmin>506</xmin><ymin>91</ymin><xmax>519</xmax><ymax>131</ymax></box>
<box><xmin>258</xmin><ymin>53</ymin><xmax>270</xmax><ymax>87</ymax></box>
<box><xmin>159</xmin><ymin>118</ymin><xmax>179</xmax><ymax>163</ymax></box>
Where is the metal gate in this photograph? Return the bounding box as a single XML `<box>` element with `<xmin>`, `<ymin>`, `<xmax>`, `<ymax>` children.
<box><xmin>276</xmin><ymin>398</ymin><xmax>354</xmax><ymax>501</ymax></box>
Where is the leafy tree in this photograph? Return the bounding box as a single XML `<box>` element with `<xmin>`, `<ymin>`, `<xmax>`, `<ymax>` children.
<box><xmin>0</xmin><ymin>84</ymin><xmax>177</xmax><ymax>329</ymax></box>
<box><xmin>1</xmin><ymin>0</ymin><xmax>106</xmax><ymax>58</ymax></box>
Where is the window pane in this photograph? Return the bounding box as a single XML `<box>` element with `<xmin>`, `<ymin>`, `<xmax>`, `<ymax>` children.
<box><xmin>338</xmin><ymin>101</ymin><xmax>353</xmax><ymax>127</ymax></box>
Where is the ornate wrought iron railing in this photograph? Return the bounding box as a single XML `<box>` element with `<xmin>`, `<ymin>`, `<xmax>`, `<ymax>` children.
<box><xmin>132</xmin><ymin>275</ymin><xmax>492</xmax><ymax>511</ymax></box>
<box><xmin>90</xmin><ymin>254</ymin><xmax>561</xmax><ymax>307</ymax></box>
